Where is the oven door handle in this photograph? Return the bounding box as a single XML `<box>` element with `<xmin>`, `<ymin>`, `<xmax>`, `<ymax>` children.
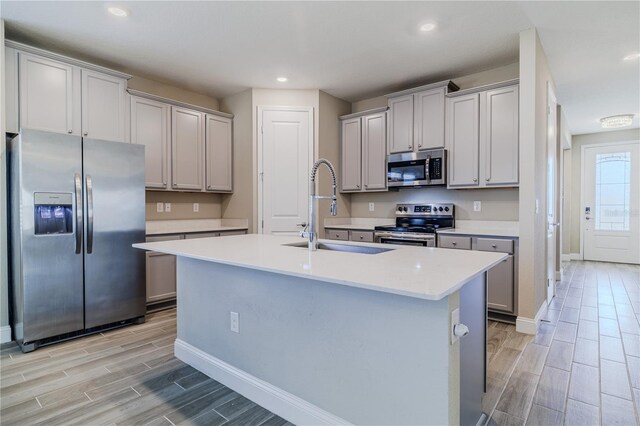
<box><xmin>375</xmin><ymin>232</ymin><xmax>434</xmax><ymax>241</ymax></box>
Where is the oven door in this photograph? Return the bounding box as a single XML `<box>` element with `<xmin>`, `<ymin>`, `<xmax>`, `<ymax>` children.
<box><xmin>375</xmin><ymin>232</ymin><xmax>436</xmax><ymax>247</ymax></box>
<box><xmin>387</xmin><ymin>149</ymin><xmax>446</xmax><ymax>187</ymax></box>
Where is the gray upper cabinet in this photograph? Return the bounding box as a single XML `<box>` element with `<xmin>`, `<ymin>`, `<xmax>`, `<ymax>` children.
<box><xmin>19</xmin><ymin>52</ymin><xmax>79</xmax><ymax>135</ymax></box>
<box><xmin>387</xmin><ymin>94</ymin><xmax>414</xmax><ymax>154</ymax></box>
<box><xmin>171</xmin><ymin>106</ymin><xmax>204</xmax><ymax>191</ymax></box>
<box><xmin>341</xmin><ymin>117</ymin><xmax>362</xmax><ymax>191</ymax></box>
<box><xmin>362</xmin><ymin>112</ymin><xmax>387</xmax><ymax>190</ymax></box>
<box><xmin>81</xmin><ymin>70</ymin><xmax>127</xmax><ymax>142</ymax></box>
<box><xmin>446</xmin><ymin>81</ymin><xmax>519</xmax><ymax>189</ymax></box>
<box><xmin>483</xmin><ymin>86</ymin><xmax>519</xmax><ymax>186</ymax></box>
<box><xmin>340</xmin><ymin>110</ymin><xmax>387</xmax><ymax>193</ymax></box>
<box><xmin>10</xmin><ymin>42</ymin><xmax>131</xmax><ymax>141</ymax></box>
<box><xmin>446</xmin><ymin>93</ymin><xmax>480</xmax><ymax>187</ymax></box>
<box><xmin>130</xmin><ymin>96</ymin><xmax>170</xmax><ymax>189</ymax></box>
<box><xmin>205</xmin><ymin>114</ymin><xmax>233</xmax><ymax>192</ymax></box>
<box><xmin>414</xmin><ymin>87</ymin><xmax>446</xmax><ymax>151</ymax></box>
<box><xmin>386</xmin><ymin>81</ymin><xmax>457</xmax><ymax>155</ymax></box>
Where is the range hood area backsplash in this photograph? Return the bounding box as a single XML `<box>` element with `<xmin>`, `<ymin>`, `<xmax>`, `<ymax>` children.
<box><xmin>349</xmin><ymin>187</ymin><xmax>519</xmax><ymax>221</ymax></box>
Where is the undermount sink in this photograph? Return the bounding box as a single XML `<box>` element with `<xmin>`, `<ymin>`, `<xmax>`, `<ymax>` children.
<box><xmin>285</xmin><ymin>241</ymin><xmax>394</xmax><ymax>255</ymax></box>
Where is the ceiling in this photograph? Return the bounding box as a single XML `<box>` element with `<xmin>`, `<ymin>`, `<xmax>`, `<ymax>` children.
<box><xmin>1</xmin><ymin>1</ymin><xmax>639</xmax><ymax>135</ymax></box>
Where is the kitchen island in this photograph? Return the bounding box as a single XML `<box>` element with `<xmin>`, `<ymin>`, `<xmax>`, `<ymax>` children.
<box><xmin>134</xmin><ymin>234</ymin><xmax>506</xmax><ymax>425</ymax></box>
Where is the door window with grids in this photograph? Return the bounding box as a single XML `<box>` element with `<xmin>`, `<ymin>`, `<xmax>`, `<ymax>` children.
<box><xmin>594</xmin><ymin>152</ymin><xmax>631</xmax><ymax>231</ymax></box>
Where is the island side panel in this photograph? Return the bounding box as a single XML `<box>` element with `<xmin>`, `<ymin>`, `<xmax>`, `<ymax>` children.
<box><xmin>176</xmin><ymin>257</ymin><xmax>454</xmax><ymax>425</ymax></box>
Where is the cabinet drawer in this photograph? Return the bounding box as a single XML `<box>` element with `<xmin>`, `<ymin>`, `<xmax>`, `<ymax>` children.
<box><xmin>326</xmin><ymin>229</ymin><xmax>349</xmax><ymax>241</ymax></box>
<box><xmin>185</xmin><ymin>232</ymin><xmax>221</xmax><ymax>239</ymax></box>
<box><xmin>438</xmin><ymin>235</ymin><xmax>471</xmax><ymax>250</ymax></box>
<box><xmin>350</xmin><ymin>231</ymin><xmax>374</xmax><ymax>243</ymax></box>
<box><xmin>218</xmin><ymin>230</ymin><xmax>247</xmax><ymax>236</ymax></box>
<box><xmin>146</xmin><ymin>234</ymin><xmax>183</xmax><ymax>242</ymax></box>
<box><xmin>476</xmin><ymin>238</ymin><xmax>514</xmax><ymax>254</ymax></box>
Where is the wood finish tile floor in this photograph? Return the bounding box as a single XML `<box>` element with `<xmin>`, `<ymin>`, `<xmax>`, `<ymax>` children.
<box><xmin>485</xmin><ymin>261</ymin><xmax>640</xmax><ymax>426</ymax></box>
<box><xmin>1</xmin><ymin>260</ymin><xmax>638</xmax><ymax>425</ymax></box>
<box><xmin>0</xmin><ymin>309</ymin><xmax>290</xmax><ymax>426</ymax></box>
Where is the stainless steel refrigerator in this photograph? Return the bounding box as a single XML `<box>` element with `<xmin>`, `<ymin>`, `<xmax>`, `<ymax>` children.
<box><xmin>8</xmin><ymin>129</ymin><xmax>146</xmax><ymax>352</ymax></box>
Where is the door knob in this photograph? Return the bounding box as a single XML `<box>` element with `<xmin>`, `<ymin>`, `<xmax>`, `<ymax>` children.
<box><xmin>296</xmin><ymin>222</ymin><xmax>307</xmax><ymax>227</ymax></box>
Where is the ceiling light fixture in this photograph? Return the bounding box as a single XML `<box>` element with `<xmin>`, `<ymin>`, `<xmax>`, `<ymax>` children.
<box><xmin>419</xmin><ymin>23</ymin><xmax>437</xmax><ymax>32</ymax></box>
<box><xmin>623</xmin><ymin>53</ymin><xmax>640</xmax><ymax>61</ymax></box>
<box><xmin>600</xmin><ymin>114</ymin><xmax>634</xmax><ymax>129</ymax></box>
<box><xmin>108</xmin><ymin>7</ymin><xmax>129</xmax><ymax>17</ymax></box>
<box><xmin>276</xmin><ymin>77</ymin><xmax>288</xmax><ymax>83</ymax></box>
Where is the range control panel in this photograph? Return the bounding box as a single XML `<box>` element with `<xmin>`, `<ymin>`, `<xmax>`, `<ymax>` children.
<box><xmin>395</xmin><ymin>203</ymin><xmax>454</xmax><ymax>217</ymax></box>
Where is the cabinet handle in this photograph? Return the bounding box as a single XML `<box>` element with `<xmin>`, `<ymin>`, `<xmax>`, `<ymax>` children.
<box><xmin>408</xmin><ymin>145</ymin><xmax>412</xmax><ymax>149</ymax></box>
<box><xmin>68</xmin><ymin>129</ymin><xmax>73</xmax><ymax>134</ymax></box>
<box><xmin>486</xmin><ymin>178</ymin><xmax>490</xmax><ymax>182</ymax></box>
<box><xmin>491</xmin><ymin>244</ymin><xmax>497</xmax><ymax>248</ymax></box>
<box><xmin>364</xmin><ymin>184</ymin><xmax>368</xmax><ymax>188</ymax></box>
<box><xmin>356</xmin><ymin>184</ymin><xmax>360</xmax><ymax>188</ymax></box>
<box><xmin>359</xmin><ymin>235</ymin><xmax>364</xmax><ymax>239</ymax></box>
<box><xmin>452</xmin><ymin>241</ymin><xmax>457</xmax><ymax>245</ymax></box>
<box><xmin>418</xmin><ymin>143</ymin><xmax>422</xmax><ymax>148</ymax></box>
<box><xmin>83</xmin><ymin>131</ymin><xmax>88</xmax><ymax>136</ymax></box>
<box><xmin>473</xmin><ymin>178</ymin><xmax>478</xmax><ymax>182</ymax></box>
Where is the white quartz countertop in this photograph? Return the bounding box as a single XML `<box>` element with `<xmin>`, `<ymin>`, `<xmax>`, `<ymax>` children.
<box><xmin>437</xmin><ymin>221</ymin><xmax>519</xmax><ymax>238</ymax></box>
<box><xmin>134</xmin><ymin>234</ymin><xmax>506</xmax><ymax>301</ymax></box>
<box><xmin>146</xmin><ymin>219</ymin><xmax>248</xmax><ymax>236</ymax></box>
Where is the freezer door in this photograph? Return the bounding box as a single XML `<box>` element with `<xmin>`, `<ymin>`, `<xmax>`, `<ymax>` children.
<box><xmin>82</xmin><ymin>138</ymin><xmax>146</xmax><ymax>328</ymax></box>
<box><xmin>10</xmin><ymin>130</ymin><xmax>85</xmax><ymax>343</ymax></box>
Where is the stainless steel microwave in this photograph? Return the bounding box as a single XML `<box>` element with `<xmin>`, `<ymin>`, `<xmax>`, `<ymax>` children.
<box><xmin>387</xmin><ymin>148</ymin><xmax>447</xmax><ymax>187</ymax></box>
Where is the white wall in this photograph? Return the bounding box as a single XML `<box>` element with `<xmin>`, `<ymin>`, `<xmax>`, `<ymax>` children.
<box><xmin>518</xmin><ymin>28</ymin><xmax>556</xmax><ymax>324</ymax></box>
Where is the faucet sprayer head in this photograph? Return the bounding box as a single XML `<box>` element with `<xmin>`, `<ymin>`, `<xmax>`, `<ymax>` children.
<box><xmin>330</xmin><ymin>200</ymin><xmax>337</xmax><ymax>216</ymax></box>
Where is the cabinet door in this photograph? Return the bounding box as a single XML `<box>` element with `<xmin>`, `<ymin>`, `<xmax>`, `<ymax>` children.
<box><xmin>340</xmin><ymin>117</ymin><xmax>362</xmax><ymax>191</ymax></box>
<box><xmin>483</xmin><ymin>86</ymin><xmax>519</xmax><ymax>186</ymax></box>
<box><xmin>146</xmin><ymin>252</ymin><xmax>177</xmax><ymax>303</ymax></box>
<box><xmin>130</xmin><ymin>96</ymin><xmax>170</xmax><ymax>189</ymax></box>
<box><xmin>487</xmin><ymin>255</ymin><xmax>514</xmax><ymax>313</ymax></box>
<box><xmin>205</xmin><ymin>114</ymin><xmax>233</xmax><ymax>192</ymax></box>
<box><xmin>387</xmin><ymin>95</ymin><xmax>414</xmax><ymax>154</ymax></box>
<box><xmin>171</xmin><ymin>107</ymin><xmax>204</xmax><ymax>191</ymax></box>
<box><xmin>19</xmin><ymin>53</ymin><xmax>78</xmax><ymax>135</ymax></box>
<box><xmin>81</xmin><ymin>70</ymin><xmax>127</xmax><ymax>142</ymax></box>
<box><xmin>362</xmin><ymin>112</ymin><xmax>387</xmax><ymax>190</ymax></box>
<box><xmin>414</xmin><ymin>87</ymin><xmax>445</xmax><ymax>150</ymax></box>
<box><xmin>446</xmin><ymin>93</ymin><xmax>480</xmax><ymax>187</ymax></box>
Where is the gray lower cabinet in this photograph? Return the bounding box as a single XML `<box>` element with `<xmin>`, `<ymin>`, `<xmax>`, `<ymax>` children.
<box><xmin>438</xmin><ymin>234</ymin><xmax>518</xmax><ymax>316</ymax></box>
<box><xmin>325</xmin><ymin>228</ymin><xmax>374</xmax><ymax>242</ymax></box>
<box><xmin>325</xmin><ymin>229</ymin><xmax>349</xmax><ymax>241</ymax></box>
<box><xmin>145</xmin><ymin>229</ymin><xmax>247</xmax><ymax>305</ymax></box>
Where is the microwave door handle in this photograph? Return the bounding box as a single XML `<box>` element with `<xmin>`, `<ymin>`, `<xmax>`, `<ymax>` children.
<box><xmin>425</xmin><ymin>155</ymin><xmax>431</xmax><ymax>184</ymax></box>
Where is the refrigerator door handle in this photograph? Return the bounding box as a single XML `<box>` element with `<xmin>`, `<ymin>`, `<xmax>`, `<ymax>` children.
<box><xmin>86</xmin><ymin>175</ymin><xmax>94</xmax><ymax>254</ymax></box>
<box><xmin>74</xmin><ymin>173</ymin><xmax>83</xmax><ymax>254</ymax></box>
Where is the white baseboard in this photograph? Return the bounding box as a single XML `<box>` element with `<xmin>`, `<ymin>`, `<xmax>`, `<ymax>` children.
<box><xmin>561</xmin><ymin>254</ymin><xmax>571</xmax><ymax>262</ymax></box>
<box><xmin>570</xmin><ymin>253</ymin><xmax>581</xmax><ymax>261</ymax></box>
<box><xmin>516</xmin><ymin>302</ymin><xmax>548</xmax><ymax>335</ymax></box>
<box><xmin>174</xmin><ymin>339</ymin><xmax>351</xmax><ymax>426</ymax></box>
<box><xmin>555</xmin><ymin>271</ymin><xmax>562</xmax><ymax>281</ymax></box>
<box><xmin>0</xmin><ymin>325</ymin><xmax>12</xmax><ymax>344</ymax></box>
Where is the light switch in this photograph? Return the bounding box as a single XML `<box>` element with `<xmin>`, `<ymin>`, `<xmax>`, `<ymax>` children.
<box><xmin>193</xmin><ymin>203</ymin><xmax>199</xmax><ymax>212</ymax></box>
<box><xmin>156</xmin><ymin>202</ymin><xmax>164</xmax><ymax>213</ymax></box>
<box><xmin>164</xmin><ymin>203</ymin><xmax>171</xmax><ymax>213</ymax></box>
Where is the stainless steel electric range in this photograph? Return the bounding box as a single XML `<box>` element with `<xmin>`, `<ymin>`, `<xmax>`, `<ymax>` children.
<box><xmin>374</xmin><ymin>203</ymin><xmax>455</xmax><ymax>247</ymax></box>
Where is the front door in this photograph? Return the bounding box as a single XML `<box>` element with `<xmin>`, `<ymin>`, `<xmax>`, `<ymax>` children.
<box><xmin>259</xmin><ymin>107</ymin><xmax>312</xmax><ymax>235</ymax></box>
<box><xmin>583</xmin><ymin>141</ymin><xmax>640</xmax><ymax>264</ymax></box>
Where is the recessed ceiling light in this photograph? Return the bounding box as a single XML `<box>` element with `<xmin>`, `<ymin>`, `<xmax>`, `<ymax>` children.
<box><xmin>419</xmin><ymin>23</ymin><xmax>437</xmax><ymax>32</ymax></box>
<box><xmin>600</xmin><ymin>114</ymin><xmax>634</xmax><ymax>129</ymax></box>
<box><xmin>108</xmin><ymin>7</ymin><xmax>128</xmax><ymax>17</ymax></box>
<box><xmin>276</xmin><ymin>77</ymin><xmax>288</xmax><ymax>83</ymax></box>
<box><xmin>623</xmin><ymin>53</ymin><xmax>640</xmax><ymax>61</ymax></box>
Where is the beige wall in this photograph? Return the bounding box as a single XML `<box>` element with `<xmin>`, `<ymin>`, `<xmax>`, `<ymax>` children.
<box><xmin>1</xmin><ymin>20</ymin><xmax>10</xmax><ymax>333</ymax></box>
<box><xmin>318</xmin><ymin>91</ymin><xmax>352</xmax><ymax>236</ymax></box>
<box><xmin>351</xmin><ymin>188</ymin><xmax>519</xmax><ymax>220</ymax></box>
<box><xmin>565</xmin><ymin>128</ymin><xmax>640</xmax><ymax>254</ymax></box>
<box><xmin>145</xmin><ymin>191</ymin><xmax>222</xmax><ymax>220</ymax></box>
<box><xmin>220</xmin><ymin>89</ymin><xmax>254</xmax><ymax>231</ymax></box>
<box><xmin>518</xmin><ymin>28</ymin><xmax>555</xmax><ymax>321</ymax></box>
<box><xmin>128</xmin><ymin>76</ymin><xmax>219</xmax><ymax>111</ymax></box>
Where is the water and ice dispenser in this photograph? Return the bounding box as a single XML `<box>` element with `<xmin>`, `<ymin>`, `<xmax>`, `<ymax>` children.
<box><xmin>33</xmin><ymin>193</ymin><xmax>73</xmax><ymax>235</ymax></box>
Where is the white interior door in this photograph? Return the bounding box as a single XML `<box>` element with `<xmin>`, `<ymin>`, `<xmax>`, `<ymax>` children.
<box><xmin>546</xmin><ymin>84</ymin><xmax>558</xmax><ymax>305</ymax></box>
<box><xmin>259</xmin><ymin>107</ymin><xmax>312</xmax><ymax>235</ymax></box>
<box><xmin>583</xmin><ymin>141</ymin><xmax>640</xmax><ymax>264</ymax></box>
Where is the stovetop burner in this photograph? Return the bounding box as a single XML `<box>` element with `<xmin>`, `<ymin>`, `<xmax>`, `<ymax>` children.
<box><xmin>375</xmin><ymin>203</ymin><xmax>455</xmax><ymax>234</ymax></box>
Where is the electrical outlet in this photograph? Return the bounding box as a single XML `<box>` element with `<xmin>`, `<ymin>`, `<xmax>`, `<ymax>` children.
<box><xmin>473</xmin><ymin>201</ymin><xmax>481</xmax><ymax>212</ymax></box>
<box><xmin>535</xmin><ymin>199</ymin><xmax>539</xmax><ymax>214</ymax></box>
<box><xmin>193</xmin><ymin>203</ymin><xmax>199</xmax><ymax>213</ymax></box>
<box><xmin>164</xmin><ymin>203</ymin><xmax>171</xmax><ymax>213</ymax></box>
<box><xmin>369</xmin><ymin>202</ymin><xmax>375</xmax><ymax>212</ymax></box>
<box><xmin>230</xmin><ymin>312</ymin><xmax>239</xmax><ymax>333</ymax></box>
<box><xmin>156</xmin><ymin>202</ymin><xmax>164</xmax><ymax>213</ymax></box>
